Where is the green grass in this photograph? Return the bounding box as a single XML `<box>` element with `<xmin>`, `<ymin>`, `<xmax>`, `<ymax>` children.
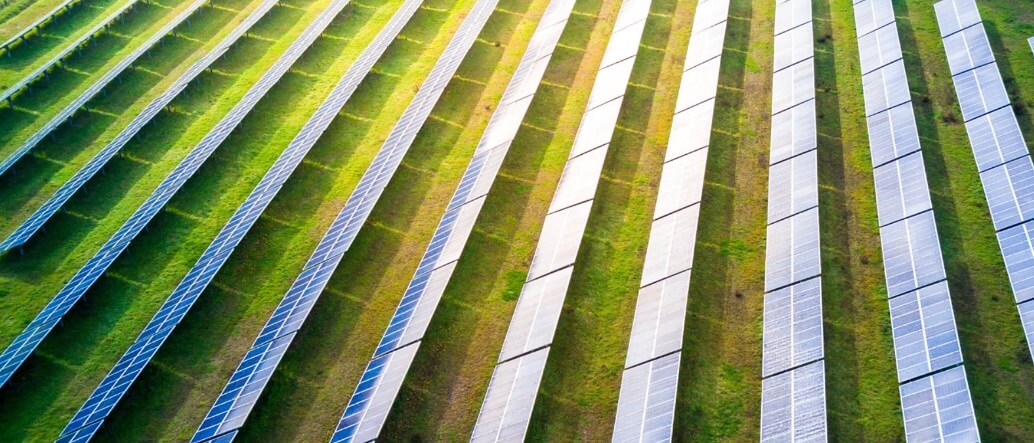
<box><xmin>0</xmin><ymin>0</ymin><xmax>78</xmax><ymax>43</ymax></box>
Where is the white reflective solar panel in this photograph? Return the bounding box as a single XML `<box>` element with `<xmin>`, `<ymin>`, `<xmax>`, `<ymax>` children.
<box><xmin>889</xmin><ymin>281</ymin><xmax>964</xmax><ymax>382</ymax></box>
<box><xmin>767</xmin><ymin>149</ymin><xmax>818</xmax><ymax>223</ymax></box>
<box><xmin>626</xmin><ymin>272</ymin><xmax>691</xmax><ymax>366</ymax></box>
<box><xmin>471</xmin><ymin>349</ymin><xmax>550</xmax><ymax>443</ymax></box>
<box><xmin>549</xmin><ymin>147</ymin><xmax>608</xmax><ymax>213</ymax></box>
<box><xmin>997</xmin><ymin>221</ymin><xmax>1034</xmax><ymax>304</ymax></box>
<box><xmin>858</xmin><ymin>21</ymin><xmax>902</xmax><ymax>75</ymax></box>
<box><xmin>1019</xmin><ymin>301</ymin><xmax>1034</xmax><ymax>361</ymax></box>
<box><xmin>569</xmin><ymin>98</ymin><xmax>623</xmax><ymax>158</ymax></box>
<box><xmin>527</xmin><ymin>203</ymin><xmax>593</xmax><ymax>280</ymax></box>
<box><xmin>934</xmin><ymin>0</ymin><xmax>981</xmax><ymax>38</ymax></box>
<box><xmin>951</xmin><ymin>63</ymin><xmax>1010</xmax><ymax>122</ymax></box>
<box><xmin>599</xmin><ymin>22</ymin><xmax>646</xmax><ymax>69</ymax></box>
<box><xmin>332</xmin><ymin>343</ymin><xmax>420</xmax><ymax>443</ymax></box>
<box><xmin>979</xmin><ymin>156</ymin><xmax>1034</xmax><ymax>231</ymax></box>
<box><xmin>676</xmin><ymin>56</ymin><xmax>722</xmax><ymax>112</ymax></box>
<box><xmin>964</xmin><ymin>106</ymin><xmax>1030</xmax><ymax>172</ymax></box>
<box><xmin>861</xmin><ymin>59</ymin><xmax>910</xmax><ymax>116</ymax></box>
<box><xmin>760</xmin><ymin>360</ymin><xmax>827</xmax><ymax>443</ymax></box>
<box><xmin>899</xmin><ymin>366</ymin><xmax>979</xmax><ymax>442</ymax></box>
<box><xmin>684</xmin><ymin>20</ymin><xmax>728</xmax><ymax>70</ymax></box>
<box><xmin>774</xmin><ymin>23</ymin><xmax>814</xmax><ymax>73</ymax></box>
<box><xmin>943</xmin><ymin>24</ymin><xmax>995</xmax><ymax>75</ymax></box>
<box><xmin>765</xmin><ymin>208</ymin><xmax>822</xmax><ymax>291</ymax></box>
<box><xmin>770</xmin><ymin>99</ymin><xmax>818</xmax><ymax>165</ymax></box>
<box><xmin>879</xmin><ymin>211</ymin><xmax>947</xmax><ymax>297</ymax></box>
<box><xmin>691</xmin><ymin>0</ymin><xmax>730</xmax><ymax>33</ymax></box>
<box><xmin>1030</xmin><ymin>36</ymin><xmax>1034</xmax><ymax>56</ymax></box>
<box><xmin>762</xmin><ymin>278</ymin><xmax>824</xmax><ymax>377</ymax></box>
<box><xmin>612</xmin><ymin>352</ymin><xmax>680</xmax><ymax>443</ymax></box>
<box><xmin>654</xmin><ymin>148</ymin><xmax>707</xmax><ymax>218</ymax></box>
<box><xmin>866</xmin><ymin>102</ymin><xmax>921</xmax><ymax>167</ymax></box>
<box><xmin>873</xmin><ymin>152</ymin><xmax>934</xmax><ymax>225</ymax></box>
<box><xmin>772</xmin><ymin>58</ymin><xmax>815</xmax><ymax>114</ymax></box>
<box><xmin>853</xmin><ymin>0</ymin><xmax>894</xmax><ymax>38</ymax></box>
<box><xmin>498</xmin><ymin>267</ymin><xmax>574</xmax><ymax>362</ymax></box>
<box><xmin>773</xmin><ymin>0</ymin><xmax>812</xmax><ymax>36</ymax></box>
<box><xmin>587</xmin><ymin>59</ymin><xmax>636</xmax><ymax>110</ymax></box>
<box><xmin>666</xmin><ymin>100</ymin><xmax>715</xmax><ymax>161</ymax></box>
<box><xmin>640</xmin><ymin>206</ymin><xmax>700</xmax><ymax>287</ymax></box>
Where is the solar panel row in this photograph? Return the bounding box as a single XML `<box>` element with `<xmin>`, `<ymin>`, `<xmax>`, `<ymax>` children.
<box><xmin>330</xmin><ymin>0</ymin><xmax>577</xmax><ymax>440</ymax></box>
<box><xmin>0</xmin><ymin>0</ymin><xmax>210</xmax><ymax>178</ymax></box>
<box><xmin>935</xmin><ymin>0</ymin><xmax>1034</xmax><ymax>363</ymax></box>
<box><xmin>855</xmin><ymin>1</ymin><xmax>979</xmax><ymax>440</ymax></box>
<box><xmin>54</xmin><ymin>1</ymin><xmax>422</xmax><ymax>441</ymax></box>
<box><xmin>0</xmin><ymin>0</ymin><xmax>141</xmax><ymax>106</ymax></box>
<box><xmin>612</xmin><ymin>1</ymin><xmax>729</xmax><ymax>440</ymax></box>
<box><xmin>760</xmin><ymin>1</ymin><xmax>826</xmax><ymax>441</ymax></box>
<box><xmin>0</xmin><ymin>0</ymin><xmax>282</xmax><ymax>253</ymax></box>
<box><xmin>0</xmin><ymin>0</ymin><xmax>357</xmax><ymax>392</ymax></box>
<box><xmin>471</xmin><ymin>0</ymin><xmax>651</xmax><ymax>440</ymax></box>
<box><xmin>190</xmin><ymin>0</ymin><xmax>505</xmax><ymax>439</ymax></box>
<box><xmin>0</xmin><ymin>0</ymin><xmax>80</xmax><ymax>52</ymax></box>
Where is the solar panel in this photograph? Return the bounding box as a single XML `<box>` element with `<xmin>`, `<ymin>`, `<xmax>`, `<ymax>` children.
<box><xmin>888</xmin><ymin>281</ymin><xmax>964</xmax><ymax>382</ymax></box>
<box><xmin>0</xmin><ymin>0</ymin><xmax>80</xmax><ymax>52</ymax></box>
<box><xmin>653</xmin><ymin>147</ymin><xmax>707</xmax><ymax>218</ymax></box>
<box><xmin>765</xmin><ymin>207</ymin><xmax>822</xmax><ymax>292</ymax></box>
<box><xmin>979</xmin><ymin>156</ymin><xmax>1034</xmax><ymax>231</ymax></box>
<box><xmin>526</xmin><ymin>202</ymin><xmax>593</xmax><ymax>280</ymax></box>
<box><xmin>773</xmin><ymin>0</ymin><xmax>812</xmax><ymax>36</ymax></box>
<box><xmin>934</xmin><ymin>0</ymin><xmax>981</xmax><ymax>38</ymax></box>
<box><xmin>861</xmin><ymin>59</ymin><xmax>910</xmax><ymax>117</ymax></box>
<box><xmin>767</xmin><ymin>149</ymin><xmax>818</xmax><ymax>224</ymax></box>
<box><xmin>759</xmin><ymin>360</ymin><xmax>827</xmax><ymax>443</ymax></box>
<box><xmin>950</xmin><ymin>63</ymin><xmax>1010</xmax><ymax>122</ymax></box>
<box><xmin>0</xmin><ymin>0</ymin><xmax>140</xmax><ymax>106</ymax></box>
<box><xmin>666</xmin><ymin>99</ymin><xmax>715</xmax><ymax>161</ymax></box>
<box><xmin>872</xmin><ymin>151</ymin><xmax>934</xmax><ymax>226</ymax></box>
<box><xmin>762</xmin><ymin>277</ymin><xmax>823</xmax><ymax>377</ymax></box>
<box><xmin>1019</xmin><ymin>300</ymin><xmax>1034</xmax><ymax>361</ymax></box>
<box><xmin>640</xmin><ymin>206</ymin><xmax>700</xmax><ymax>288</ymax></box>
<box><xmin>548</xmin><ymin>146</ymin><xmax>608</xmax><ymax>213</ymax></box>
<box><xmin>471</xmin><ymin>348</ymin><xmax>550</xmax><ymax>443</ymax></box>
<box><xmin>497</xmin><ymin>267</ymin><xmax>573</xmax><ymax>362</ymax></box>
<box><xmin>857</xmin><ymin>20</ymin><xmax>902</xmax><ymax>75</ymax></box>
<box><xmin>0</xmin><ymin>0</ymin><xmax>208</xmax><ymax>178</ymax></box>
<box><xmin>55</xmin><ymin>1</ymin><xmax>421</xmax><ymax>438</ymax></box>
<box><xmin>964</xmin><ymin>106</ymin><xmax>1029</xmax><ymax>172</ymax></box>
<box><xmin>626</xmin><ymin>272</ymin><xmax>691</xmax><ymax>366</ymax></box>
<box><xmin>192</xmin><ymin>0</ymin><xmax>507</xmax><ymax>438</ymax></box>
<box><xmin>690</xmin><ymin>0</ymin><xmax>730</xmax><ymax>34</ymax></box>
<box><xmin>880</xmin><ymin>211</ymin><xmax>947</xmax><ymax>297</ymax></box>
<box><xmin>568</xmin><ymin>99</ymin><xmax>623</xmax><ymax>158</ymax></box>
<box><xmin>772</xmin><ymin>58</ymin><xmax>815</xmax><ymax>114</ymax></box>
<box><xmin>866</xmin><ymin>102</ymin><xmax>921</xmax><ymax>167</ymax></box>
<box><xmin>943</xmin><ymin>24</ymin><xmax>995</xmax><ymax>76</ymax></box>
<box><xmin>852</xmin><ymin>0</ymin><xmax>894</xmax><ymax>39</ymax></box>
<box><xmin>773</xmin><ymin>22</ymin><xmax>814</xmax><ymax>73</ymax></box>
<box><xmin>684</xmin><ymin>19</ymin><xmax>727</xmax><ymax>70</ymax></box>
<box><xmin>675</xmin><ymin>56</ymin><xmax>722</xmax><ymax>113</ymax></box>
<box><xmin>770</xmin><ymin>99</ymin><xmax>818</xmax><ymax>165</ymax></box>
<box><xmin>0</xmin><ymin>0</ymin><xmax>281</xmax><ymax>252</ymax></box>
<box><xmin>329</xmin><ymin>342</ymin><xmax>421</xmax><ymax>443</ymax></box>
<box><xmin>612</xmin><ymin>352</ymin><xmax>680</xmax><ymax>443</ymax></box>
<box><xmin>996</xmin><ymin>221</ymin><xmax>1034</xmax><ymax>304</ymax></box>
<box><xmin>899</xmin><ymin>366</ymin><xmax>979</xmax><ymax>441</ymax></box>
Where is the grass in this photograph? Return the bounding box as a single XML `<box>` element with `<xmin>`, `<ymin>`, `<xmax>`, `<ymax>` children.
<box><xmin>0</xmin><ymin>0</ymin><xmax>78</xmax><ymax>43</ymax></box>
<box><xmin>1</xmin><ymin>0</ymin><xmax>1034</xmax><ymax>440</ymax></box>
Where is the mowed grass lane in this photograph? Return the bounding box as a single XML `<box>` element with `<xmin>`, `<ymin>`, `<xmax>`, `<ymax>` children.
<box><xmin>0</xmin><ymin>0</ymin><xmax>401</xmax><ymax>439</ymax></box>
<box><xmin>895</xmin><ymin>0</ymin><xmax>1034</xmax><ymax>439</ymax></box>
<box><xmin>0</xmin><ymin>0</ymin><xmax>208</xmax><ymax>160</ymax></box>
<box><xmin>0</xmin><ymin>0</ymin><xmax>269</xmax><ymax>242</ymax></box>
<box><xmin>0</xmin><ymin>0</ymin><xmax>132</xmax><ymax>86</ymax></box>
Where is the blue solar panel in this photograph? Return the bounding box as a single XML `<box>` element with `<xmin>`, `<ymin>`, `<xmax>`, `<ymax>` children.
<box><xmin>0</xmin><ymin>0</ymin><xmax>281</xmax><ymax>253</ymax></box>
<box><xmin>979</xmin><ymin>156</ymin><xmax>1034</xmax><ymax>232</ymax></box>
<box><xmin>852</xmin><ymin>0</ymin><xmax>894</xmax><ymax>39</ymax></box>
<box><xmin>965</xmin><ymin>106</ymin><xmax>1029</xmax><ymax>173</ymax></box>
<box><xmin>943</xmin><ymin>24</ymin><xmax>995</xmax><ymax>76</ymax></box>
<box><xmin>889</xmin><ymin>282</ymin><xmax>964</xmax><ymax>382</ymax></box>
<box><xmin>612</xmin><ymin>352</ymin><xmax>680</xmax><ymax>443</ymax></box>
<box><xmin>54</xmin><ymin>1</ymin><xmax>415</xmax><ymax>439</ymax></box>
<box><xmin>1019</xmin><ymin>300</ymin><xmax>1034</xmax><ymax>361</ymax></box>
<box><xmin>0</xmin><ymin>0</ymin><xmax>358</xmax><ymax>391</ymax></box>
<box><xmin>997</xmin><ymin>221</ymin><xmax>1034</xmax><ymax>304</ymax></box>
<box><xmin>950</xmin><ymin>63</ymin><xmax>1010</xmax><ymax>122</ymax></box>
<box><xmin>192</xmin><ymin>0</ymin><xmax>506</xmax><ymax>438</ymax></box>
<box><xmin>873</xmin><ymin>152</ymin><xmax>934</xmax><ymax>226</ymax></box>
<box><xmin>899</xmin><ymin>366</ymin><xmax>979</xmax><ymax>441</ymax></box>
<box><xmin>0</xmin><ymin>0</ymin><xmax>80</xmax><ymax>52</ymax></box>
<box><xmin>760</xmin><ymin>360</ymin><xmax>827</xmax><ymax>443</ymax></box>
<box><xmin>0</xmin><ymin>0</ymin><xmax>141</xmax><ymax>105</ymax></box>
<box><xmin>0</xmin><ymin>0</ymin><xmax>207</xmax><ymax>178</ymax></box>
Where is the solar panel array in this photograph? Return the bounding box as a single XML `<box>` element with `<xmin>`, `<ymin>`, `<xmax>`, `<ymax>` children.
<box><xmin>935</xmin><ymin>0</ymin><xmax>1034</xmax><ymax>364</ymax></box>
<box><xmin>190</xmin><ymin>0</ymin><xmax>506</xmax><ymax>439</ymax></box>
<box><xmin>470</xmin><ymin>0</ymin><xmax>650</xmax><ymax>440</ymax></box>
<box><xmin>0</xmin><ymin>0</ymin><xmax>281</xmax><ymax>253</ymax></box>
<box><xmin>0</xmin><ymin>0</ymin><xmax>210</xmax><ymax>178</ymax></box>
<box><xmin>331</xmin><ymin>1</ymin><xmax>577</xmax><ymax>441</ymax></box>
<box><xmin>611</xmin><ymin>0</ymin><xmax>729</xmax><ymax>441</ymax></box>
<box><xmin>855</xmin><ymin>0</ymin><xmax>979</xmax><ymax>440</ymax></box>
<box><xmin>0</xmin><ymin>0</ymin><xmax>80</xmax><ymax>53</ymax></box>
<box><xmin>53</xmin><ymin>2</ymin><xmax>422</xmax><ymax>441</ymax></box>
<box><xmin>0</xmin><ymin>0</ymin><xmax>141</xmax><ymax>105</ymax></box>
<box><xmin>760</xmin><ymin>1</ymin><xmax>826</xmax><ymax>441</ymax></box>
<box><xmin>0</xmin><ymin>0</ymin><xmax>357</xmax><ymax>391</ymax></box>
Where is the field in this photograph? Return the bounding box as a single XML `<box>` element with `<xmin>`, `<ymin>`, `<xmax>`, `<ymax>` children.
<box><xmin>1</xmin><ymin>0</ymin><xmax>1033</xmax><ymax>440</ymax></box>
